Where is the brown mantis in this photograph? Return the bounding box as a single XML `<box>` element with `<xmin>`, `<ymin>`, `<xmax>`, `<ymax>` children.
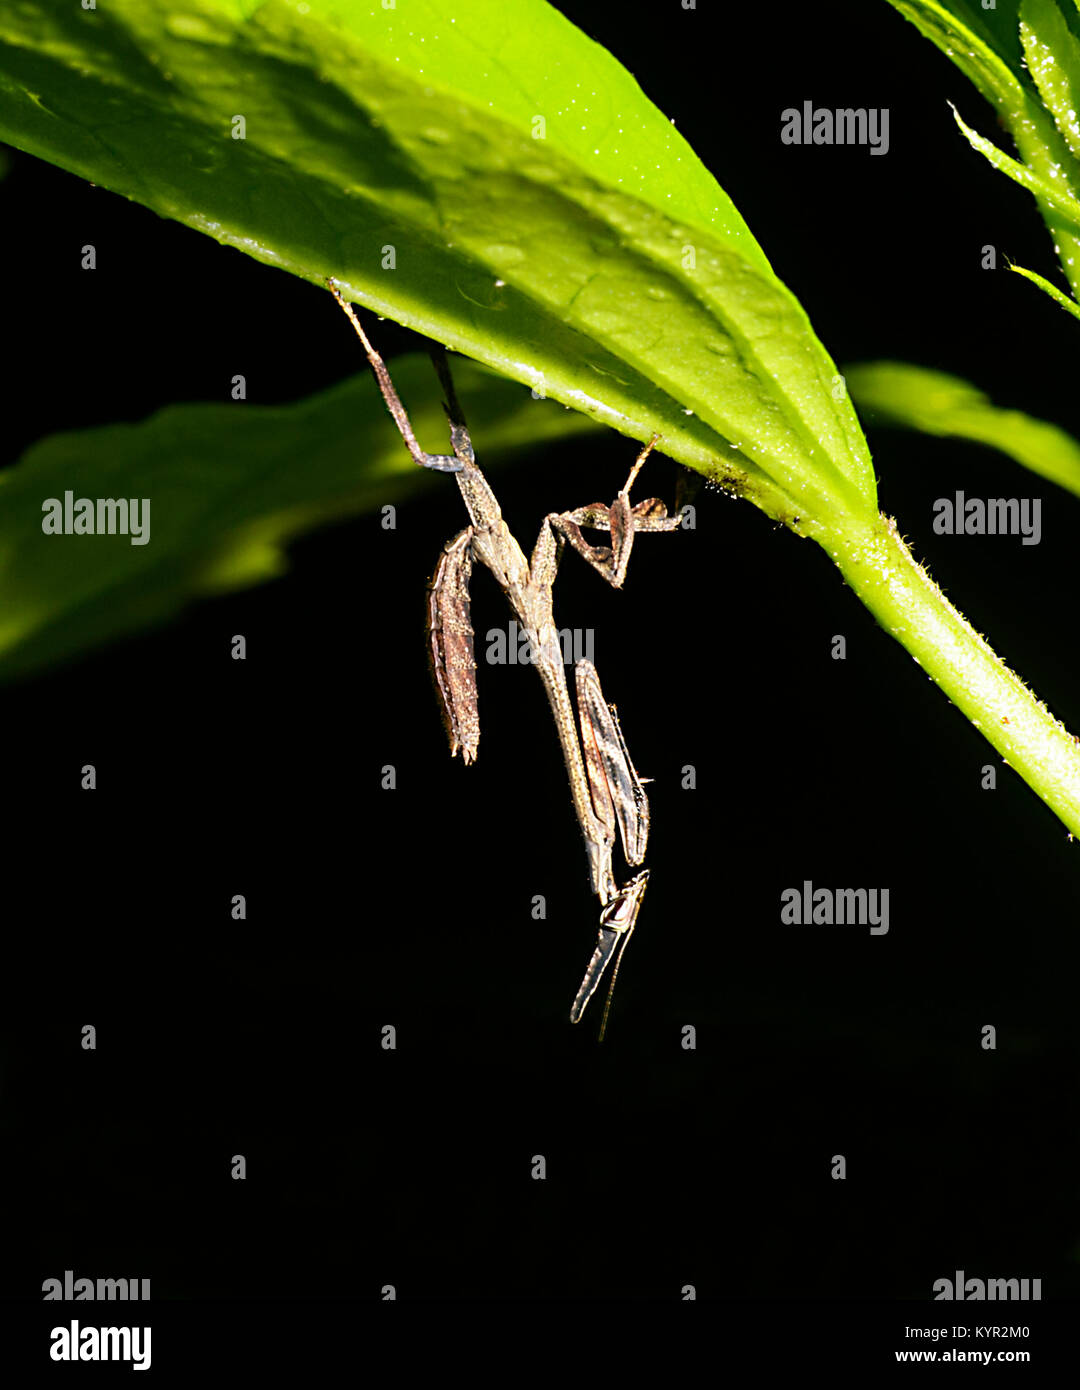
<box><xmin>328</xmin><ymin>281</ymin><xmax>681</xmax><ymax>1036</ymax></box>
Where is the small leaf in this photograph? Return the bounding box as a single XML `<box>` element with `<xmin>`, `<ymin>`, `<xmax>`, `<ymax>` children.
<box><xmin>950</xmin><ymin>101</ymin><xmax>1080</xmax><ymax>230</ymax></box>
<box><xmin>845</xmin><ymin>360</ymin><xmax>1080</xmax><ymax>499</ymax></box>
<box><xmin>1008</xmin><ymin>260</ymin><xmax>1080</xmax><ymax>323</ymax></box>
<box><xmin>0</xmin><ymin>357</ymin><xmax>601</xmax><ymax>685</ymax></box>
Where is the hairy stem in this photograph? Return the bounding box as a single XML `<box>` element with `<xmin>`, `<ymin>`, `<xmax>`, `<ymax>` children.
<box><xmin>824</xmin><ymin>512</ymin><xmax>1080</xmax><ymax>837</ymax></box>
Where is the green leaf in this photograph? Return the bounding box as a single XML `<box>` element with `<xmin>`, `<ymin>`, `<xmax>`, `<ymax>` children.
<box><xmin>845</xmin><ymin>360</ymin><xmax>1080</xmax><ymax>498</ymax></box>
<box><xmin>1008</xmin><ymin>259</ymin><xmax>1080</xmax><ymax>323</ymax></box>
<box><xmin>950</xmin><ymin>101</ymin><xmax>1080</xmax><ymax>230</ymax></box>
<box><xmin>0</xmin><ymin>357</ymin><xmax>601</xmax><ymax>684</ymax></box>
<box><xmin>1021</xmin><ymin>0</ymin><xmax>1080</xmax><ymax>160</ymax></box>
<box><xmin>0</xmin><ymin>0</ymin><xmax>876</xmax><ymax>532</ymax></box>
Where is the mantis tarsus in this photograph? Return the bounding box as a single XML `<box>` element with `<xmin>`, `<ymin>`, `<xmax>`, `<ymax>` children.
<box><xmin>328</xmin><ymin>281</ymin><xmax>681</xmax><ymax>1036</ymax></box>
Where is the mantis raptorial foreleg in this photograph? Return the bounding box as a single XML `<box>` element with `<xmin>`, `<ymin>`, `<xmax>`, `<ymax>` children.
<box><xmin>328</xmin><ymin>279</ymin><xmax>680</xmax><ymax>1034</ymax></box>
<box><xmin>546</xmin><ymin>437</ymin><xmax>683</xmax><ymax>590</ymax></box>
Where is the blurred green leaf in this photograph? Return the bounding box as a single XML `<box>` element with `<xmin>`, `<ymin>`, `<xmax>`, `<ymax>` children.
<box><xmin>0</xmin><ymin>0</ymin><xmax>876</xmax><ymax>531</ymax></box>
<box><xmin>0</xmin><ymin>356</ymin><xmax>601</xmax><ymax>684</ymax></box>
<box><xmin>845</xmin><ymin>359</ymin><xmax>1080</xmax><ymax>497</ymax></box>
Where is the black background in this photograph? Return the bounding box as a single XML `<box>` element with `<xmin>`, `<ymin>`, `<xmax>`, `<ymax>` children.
<box><xmin>2</xmin><ymin>0</ymin><xmax>1078</xmax><ymax>1324</ymax></box>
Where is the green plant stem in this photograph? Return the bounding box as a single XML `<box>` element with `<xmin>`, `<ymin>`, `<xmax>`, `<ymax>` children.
<box><xmin>824</xmin><ymin>512</ymin><xmax>1080</xmax><ymax>838</ymax></box>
